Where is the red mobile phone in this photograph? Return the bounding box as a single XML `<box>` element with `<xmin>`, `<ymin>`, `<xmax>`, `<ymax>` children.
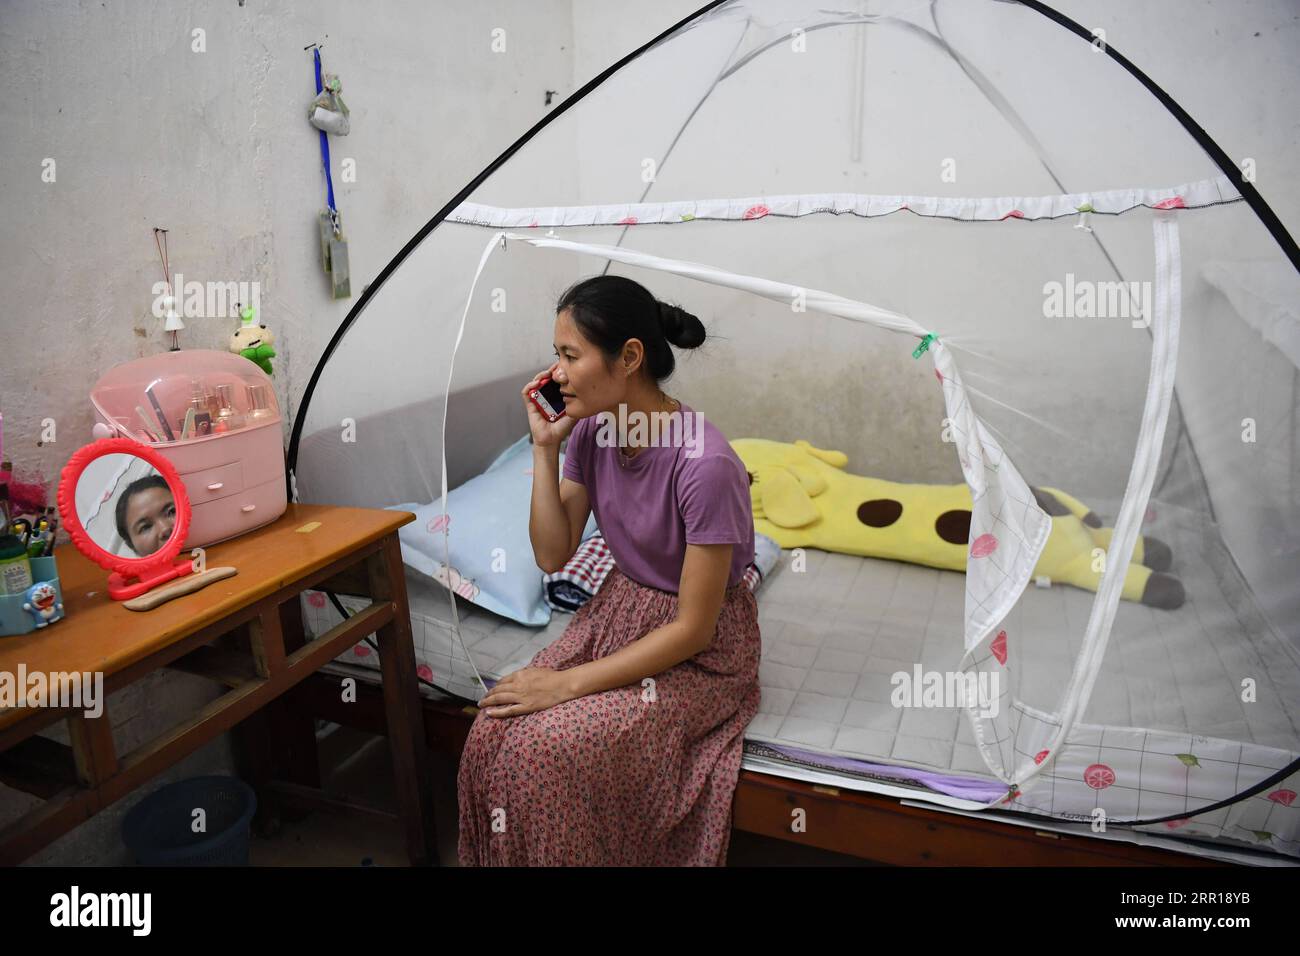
<box><xmin>528</xmin><ymin>376</ymin><xmax>567</xmax><ymax>422</ymax></box>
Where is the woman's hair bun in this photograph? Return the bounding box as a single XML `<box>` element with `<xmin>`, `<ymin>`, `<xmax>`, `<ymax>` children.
<box><xmin>657</xmin><ymin>301</ymin><xmax>706</xmax><ymax>349</ymax></box>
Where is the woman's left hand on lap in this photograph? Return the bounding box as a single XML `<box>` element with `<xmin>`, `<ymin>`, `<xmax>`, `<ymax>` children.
<box><xmin>480</xmin><ymin>667</ymin><xmax>577</xmax><ymax>718</ymax></box>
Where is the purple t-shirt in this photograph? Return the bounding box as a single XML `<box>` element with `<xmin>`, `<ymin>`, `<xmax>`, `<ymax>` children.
<box><xmin>561</xmin><ymin>401</ymin><xmax>755</xmax><ymax>593</ymax></box>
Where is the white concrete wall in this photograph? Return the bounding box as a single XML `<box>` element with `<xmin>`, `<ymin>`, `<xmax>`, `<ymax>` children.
<box><xmin>0</xmin><ymin>0</ymin><xmax>583</xmax><ymax>864</ymax></box>
<box><xmin>1</xmin><ymin>0</ymin><xmax>579</xmax><ymax>480</ymax></box>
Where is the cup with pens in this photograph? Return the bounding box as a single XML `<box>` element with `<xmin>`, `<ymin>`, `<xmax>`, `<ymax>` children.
<box><xmin>0</xmin><ymin>470</ymin><xmax>65</xmax><ymax>637</ymax></box>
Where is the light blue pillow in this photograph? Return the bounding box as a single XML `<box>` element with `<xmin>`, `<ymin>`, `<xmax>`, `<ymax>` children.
<box><xmin>487</xmin><ymin>433</ymin><xmax>532</xmax><ymax>472</ymax></box>
<box><xmin>390</xmin><ymin>435</ymin><xmax>598</xmax><ymax>626</ymax></box>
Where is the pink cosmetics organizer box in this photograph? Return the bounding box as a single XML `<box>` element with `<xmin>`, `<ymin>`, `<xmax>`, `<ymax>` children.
<box><xmin>89</xmin><ymin>350</ymin><xmax>287</xmax><ymax>549</ymax></box>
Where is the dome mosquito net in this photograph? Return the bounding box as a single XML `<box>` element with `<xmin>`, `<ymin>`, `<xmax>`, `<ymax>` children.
<box><xmin>291</xmin><ymin>0</ymin><xmax>1300</xmax><ymax>859</ymax></box>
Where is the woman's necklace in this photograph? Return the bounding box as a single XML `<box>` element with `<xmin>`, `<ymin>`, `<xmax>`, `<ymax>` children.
<box><xmin>619</xmin><ymin>395</ymin><xmax>680</xmax><ymax>468</ymax></box>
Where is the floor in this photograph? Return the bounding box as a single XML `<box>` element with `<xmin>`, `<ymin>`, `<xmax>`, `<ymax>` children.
<box><xmin>249</xmin><ymin>723</ymin><xmax>877</xmax><ymax>867</ymax></box>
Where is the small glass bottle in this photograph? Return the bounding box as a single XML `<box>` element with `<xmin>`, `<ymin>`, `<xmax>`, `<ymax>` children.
<box><xmin>245</xmin><ymin>383</ymin><xmax>275</xmax><ymax>421</ymax></box>
<box><xmin>214</xmin><ymin>383</ymin><xmax>246</xmax><ymax>430</ymax></box>
<box><xmin>189</xmin><ymin>379</ymin><xmax>211</xmax><ymax>416</ymax></box>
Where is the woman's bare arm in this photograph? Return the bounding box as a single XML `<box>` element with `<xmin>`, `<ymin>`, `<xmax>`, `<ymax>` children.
<box><xmin>523</xmin><ymin>364</ymin><xmax>583</xmax><ymax>573</ymax></box>
<box><xmin>528</xmin><ymin>443</ymin><xmax>566</xmax><ymax>572</ymax></box>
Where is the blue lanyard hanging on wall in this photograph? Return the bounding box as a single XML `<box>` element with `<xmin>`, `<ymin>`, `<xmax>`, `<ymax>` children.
<box><xmin>313</xmin><ymin>45</ymin><xmax>351</xmax><ymax>299</ymax></box>
<box><xmin>315</xmin><ymin>48</ymin><xmax>338</xmax><ymax>229</ymax></box>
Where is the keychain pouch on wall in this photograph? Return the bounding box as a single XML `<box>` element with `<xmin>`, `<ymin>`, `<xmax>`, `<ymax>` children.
<box><xmin>308</xmin><ymin>73</ymin><xmax>350</xmax><ymax>136</ymax></box>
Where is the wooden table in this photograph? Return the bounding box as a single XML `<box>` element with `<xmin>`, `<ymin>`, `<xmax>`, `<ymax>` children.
<box><xmin>0</xmin><ymin>503</ymin><xmax>435</xmax><ymax>866</ymax></box>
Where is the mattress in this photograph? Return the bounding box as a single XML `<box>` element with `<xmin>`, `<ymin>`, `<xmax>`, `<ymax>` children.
<box><xmin>302</xmin><ymin>502</ymin><xmax>1300</xmax><ymax>862</ymax></box>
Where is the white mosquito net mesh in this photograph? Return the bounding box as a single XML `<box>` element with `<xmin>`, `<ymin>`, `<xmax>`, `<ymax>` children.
<box><xmin>293</xmin><ymin>0</ymin><xmax>1300</xmax><ymax>857</ymax></box>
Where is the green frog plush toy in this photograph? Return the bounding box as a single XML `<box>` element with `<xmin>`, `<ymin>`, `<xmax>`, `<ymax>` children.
<box><xmin>229</xmin><ymin>305</ymin><xmax>276</xmax><ymax>376</ymax></box>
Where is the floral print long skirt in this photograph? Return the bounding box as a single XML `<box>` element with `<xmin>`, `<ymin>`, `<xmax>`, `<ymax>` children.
<box><xmin>457</xmin><ymin>565</ymin><xmax>762</xmax><ymax>866</ymax></box>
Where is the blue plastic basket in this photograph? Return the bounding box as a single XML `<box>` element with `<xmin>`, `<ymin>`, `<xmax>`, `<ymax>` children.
<box><xmin>122</xmin><ymin>775</ymin><xmax>258</xmax><ymax>866</ymax></box>
<box><xmin>0</xmin><ymin>555</ymin><xmax>65</xmax><ymax>637</ymax></box>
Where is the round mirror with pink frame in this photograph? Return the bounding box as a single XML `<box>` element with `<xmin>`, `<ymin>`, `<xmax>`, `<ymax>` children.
<box><xmin>57</xmin><ymin>437</ymin><xmax>194</xmax><ymax>601</ymax></box>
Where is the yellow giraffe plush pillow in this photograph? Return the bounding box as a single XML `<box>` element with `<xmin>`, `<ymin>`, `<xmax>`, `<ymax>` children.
<box><xmin>731</xmin><ymin>438</ymin><xmax>1184</xmax><ymax>609</ymax></box>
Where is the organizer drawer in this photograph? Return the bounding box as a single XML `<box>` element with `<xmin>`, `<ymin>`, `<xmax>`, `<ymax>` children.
<box><xmin>183</xmin><ymin>475</ymin><xmax>287</xmax><ymax>550</ymax></box>
<box><xmin>180</xmin><ymin>461</ymin><xmax>244</xmax><ymax>504</ymax></box>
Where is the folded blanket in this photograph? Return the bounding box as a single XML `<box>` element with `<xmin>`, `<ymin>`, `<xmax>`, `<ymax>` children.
<box><xmin>544</xmin><ymin>532</ymin><xmax>781</xmax><ymax>613</ymax></box>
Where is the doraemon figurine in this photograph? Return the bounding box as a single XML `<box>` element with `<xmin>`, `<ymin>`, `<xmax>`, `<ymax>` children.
<box><xmin>22</xmin><ymin>581</ymin><xmax>63</xmax><ymax>628</ymax></box>
<box><xmin>230</xmin><ymin>304</ymin><xmax>276</xmax><ymax>376</ymax></box>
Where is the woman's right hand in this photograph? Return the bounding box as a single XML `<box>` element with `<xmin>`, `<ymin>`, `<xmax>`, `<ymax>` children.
<box><xmin>522</xmin><ymin>363</ymin><xmax>578</xmax><ymax>448</ymax></box>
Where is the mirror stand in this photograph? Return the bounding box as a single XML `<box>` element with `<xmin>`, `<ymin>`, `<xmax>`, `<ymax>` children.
<box><xmin>107</xmin><ymin>558</ymin><xmax>195</xmax><ymax>602</ymax></box>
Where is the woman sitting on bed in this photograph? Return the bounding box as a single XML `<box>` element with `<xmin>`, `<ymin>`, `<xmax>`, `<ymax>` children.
<box><xmin>457</xmin><ymin>275</ymin><xmax>761</xmax><ymax>866</ymax></box>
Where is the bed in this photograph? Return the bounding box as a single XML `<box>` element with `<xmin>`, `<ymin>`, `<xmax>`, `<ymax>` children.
<box><xmin>291</xmin><ymin>372</ymin><xmax>1298</xmax><ymax>866</ymax></box>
